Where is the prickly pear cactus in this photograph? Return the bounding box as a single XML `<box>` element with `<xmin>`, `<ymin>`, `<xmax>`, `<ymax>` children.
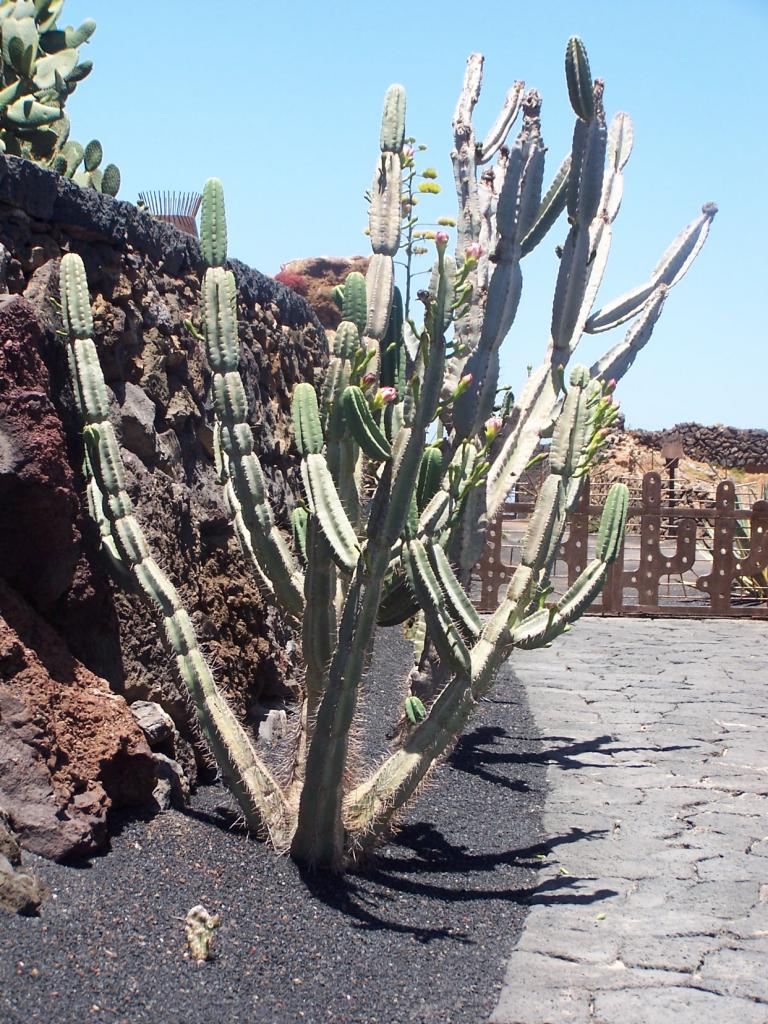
<box><xmin>62</xmin><ymin>37</ymin><xmax>715</xmax><ymax>873</ymax></box>
<box><xmin>0</xmin><ymin>0</ymin><xmax>120</xmax><ymax>194</ymax></box>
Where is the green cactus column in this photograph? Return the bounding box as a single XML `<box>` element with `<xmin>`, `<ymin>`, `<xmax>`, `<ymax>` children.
<box><xmin>59</xmin><ymin>252</ymin><xmax>293</xmax><ymax>850</ymax></box>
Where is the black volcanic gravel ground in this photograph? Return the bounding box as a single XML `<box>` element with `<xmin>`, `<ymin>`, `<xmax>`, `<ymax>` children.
<box><xmin>0</xmin><ymin>635</ymin><xmax>551</xmax><ymax>1024</ymax></box>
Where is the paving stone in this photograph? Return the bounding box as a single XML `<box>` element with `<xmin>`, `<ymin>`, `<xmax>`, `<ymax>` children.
<box><xmin>619</xmin><ymin>935</ymin><xmax>719</xmax><ymax>973</ymax></box>
<box><xmin>593</xmin><ymin>986</ymin><xmax>768</xmax><ymax>1024</ymax></box>
<box><xmin>698</xmin><ymin>946</ymin><xmax>768</xmax><ymax>1001</ymax></box>
<box><xmin>490</xmin><ymin>619</ymin><xmax>768</xmax><ymax>1024</ymax></box>
<box><xmin>490</xmin><ymin>985</ymin><xmax>592</xmax><ymax>1024</ymax></box>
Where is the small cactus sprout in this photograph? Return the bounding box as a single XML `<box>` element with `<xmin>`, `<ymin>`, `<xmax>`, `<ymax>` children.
<box><xmin>185</xmin><ymin>905</ymin><xmax>221</xmax><ymax>963</ymax></box>
<box><xmin>405</xmin><ymin>695</ymin><xmax>427</xmax><ymax>725</ymax></box>
<box><xmin>64</xmin><ymin>37</ymin><xmax>714</xmax><ymax>873</ymax></box>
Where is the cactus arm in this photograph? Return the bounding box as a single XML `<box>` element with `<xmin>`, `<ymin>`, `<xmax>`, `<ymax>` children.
<box><xmin>649</xmin><ymin>202</ymin><xmax>718</xmax><ymax>288</ymax></box>
<box><xmin>200</xmin><ymin>181</ymin><xmax>304</xmax><ymax>619</ymax></box>
<box><xmin>294</xmin><ymin>413</ymin><xmax>443</xmax><ymax>866</ymax></box>
<box><xmin>565</xmin><ymin>36</ymin><xmax>595</xmax><ymax>121</ymax></box>
<box><xmin>416</xmin><ymin>446</ymin><xmax>443</xmax><ymax>512</ymax></box>
<box><xmin>340</xmin><ymin>386</ymin><xmax>392</xmax><ymax>461</ymax></box>
<box><xmin>377</xmin><ymin>571</ymin><xmax>420</xmax><ymax>626</ymax></box>
<box><xmin>511</xmin><ymin>482</ymin><xmax>628</xmax><ymax>649</ymax></box>
<box><xmin>402</xmin><ymin>538</ymin><xmax>471</xmax><ymax>674</ymax></box>
<box><xmin>586</xmin><ymin>203</ymin><xmax>718</xmax><ymax>333</ymax></box>
<box><xmin>427</xmin><ymin>541</ymin><xmax>482</xmax><ymax>639</ymax></box>
<box><xmin>584</xmin><ymin>278</ymin><xmax>658</xmax><ymax>334</ymax></box>
<box><xmin>369</xmin><ymin>151</ymin><xmax>401</xmax><ymax>258</ymax></box>
<box><xmin>291</xmin><ymin>505</ymin><xmax>310</xmax><ymax>565</ymax></box>
<box><xmin>292</xmin><ymin>382</ymin><xmax>324</xmax><ymax>456</ymax></box>
<box><xmin>486</xmin><ymin>85</ymin><xmax>636</xmax><ymax>518</ymax></box>
<box><xmin>451</xmin><ymin>52</ymin><xmax>485</xmax><ymax>255</ymax></box>
<box><xmin>380</xmin><ymin>286</ymin><xmax>406</xmax><ymax>402</ymax></box>
<box><xmin>362</xmin><ymin>87</ymin><xmax>403</xmax><ymax>353</ymax></box>
<box><xmin>341</xmin><ymin>275</ymin><xmax>367</xmax><ymax>338</ymax></box>
<box><xmin>301</xmin><ymin>454</ymin><xmax>360</xmax><ymax>572</ymax></box>
<box><xmin>58</xmin><ymin>255</ymin><xmax>125</xmax><ymax>573</ymax></box>
<box><xmin>365</xmin><ymin>253</ymin><xmax>394</xmax><ymax>341</ymax></box>
<box><xmin>520</xmin><ymin>153</ymin><xmax>571</xmax><ymax>257</ymax></box>
<box><xmin>323</xmin><ymin>342</ymin><xmax>362</xmax><ymax>529</ymax></box>
<box><xmin>485</xmin><ymin>361</ymin><xmax>555</xmax><ymax>518</ymax></box>
<box><xmin>477</xmin><ymin>80</ymin><xmax>525</xmax><ymax>164</ymax></box>
<box><xmin>590</xmin><ymin>285</ymin><xmax>668</xmax><ymax>383</ymax></box>
<box><xmin>550</xmin><ymin>82</ymin><xmax>607</xmax><ymax>352</ymax></box>
<box><xmin>290</xmin><ymin>514</ymin><xmax>338</xmax><ymax>795</ymax></box>
<box><xmin>345</xmin><ymin>604</ymin><xmax>515</xmax><ymax>844</ymax></box>
<box><xmin>215</xmin><ymin>434</ymin><xmax>277</xmax><ymax>602</ymax></box>
<box><xmin>379</xmin><ymin>83</ymin><xmax>406</xmax><ymax>153</ymax></box>
<box><xmin>346</xmin><ymin>401</ymin><xmax>626</xmax><ymax>845</ymax></box>
<box><xmin>453</xmin><ymin>93</ymin><xmax>545</xmax><ymax>438</ymax></box>
<box><xmin>60</xmin><ymin>253</ymin><xmax>292</xmax><ymax>849</ymax></box>
<box><xmin>200</xmin><ymin>177</ymin><xmax>228</xmax><ymax>267</ymax></box>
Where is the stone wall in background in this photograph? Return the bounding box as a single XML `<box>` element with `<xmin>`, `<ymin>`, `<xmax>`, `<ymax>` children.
<box><xmin>629</xmin><ymin>424</ymin><xmax>768</xmax><ymax>472</ymax></box>
<box><xmin>0</xmin><ymin>155</ymin><xmax>326</xmax><ymax>853</ymax></box>
<box><xmin>275</xmin><ymin>255</ymin><xmax>369</xmax><ymax>329</ymax></box>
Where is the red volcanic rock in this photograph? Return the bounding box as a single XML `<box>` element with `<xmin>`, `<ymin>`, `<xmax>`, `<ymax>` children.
<box><xmin>0</xmin><ymin>295</ymin><xmax>81</xmax><ymax>607</ymax></box>
<box><xmin>275</xmin><ymin>256</ymin><xmax>369</xmax><ymax>329</ymax></box>
<box><xmin>0</xmin><ymin>580</ymin><xmax>156</xmax><ymax>860</ymax></box>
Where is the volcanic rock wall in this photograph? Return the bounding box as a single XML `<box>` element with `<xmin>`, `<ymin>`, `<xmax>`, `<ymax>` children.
<box><xmin>630</xmin><ymin>424</ymin><xmax>768</xmax><ymax>472</ymax></box>
<box><xmin>0</xmin><ymin>156</ymin><xmax>326</xmax><ymax>854</ymax></box>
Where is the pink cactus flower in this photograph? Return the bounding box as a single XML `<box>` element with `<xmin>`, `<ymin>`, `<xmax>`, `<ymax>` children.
<box><xmin>465</xmin><ymin>243</ymin><xmax>483</xmax><ymax>260</ymax></box>
<box><xmin>362</xmin><ymin>372</ymin><xmax>377</xmax><ymax>388</ymax></box>
<box><xmin>484</xmin><ymin>415</ymin><xmax>503</xmax><ymax>441</ymax></box>
<box><xmin>380</xmin><ymin>386</ymin><xmax>397</xmax><ymax>403</ymax></box>
<box><xmin>435</xmin><ymin>231</ymin><xmax>450</xmax><ymax>248</ymax></box>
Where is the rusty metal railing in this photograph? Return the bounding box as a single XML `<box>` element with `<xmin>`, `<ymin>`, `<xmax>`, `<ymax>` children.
<box><xmin>137</xmin><ymin>191</ymin><xmax>202</xmax><ymax>238</ymax></box>
<box><xmin>474</xmin><ymin>472</ymin><xmax>768</xmax><ymax>619</ymax></box>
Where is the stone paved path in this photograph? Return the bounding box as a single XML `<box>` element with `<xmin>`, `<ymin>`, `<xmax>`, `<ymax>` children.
<box><xmin>490</xmin><ymin>617</ymin><xmax>768</xmax><ymax>1024</ymax></box>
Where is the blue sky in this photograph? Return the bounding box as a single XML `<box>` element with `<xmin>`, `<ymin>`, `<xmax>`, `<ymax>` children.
<box><xmin>60</xmin><ymin>0</ymin><xmax>766</xmax><ymax>431</ymax></box>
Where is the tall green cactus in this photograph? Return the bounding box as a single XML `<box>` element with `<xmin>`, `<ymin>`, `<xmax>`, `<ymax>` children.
<box><xmin>64</xmin><ymin>37</ymin><xmax>714</xmax><ymax>872</ymax></box>
<box><xmin>59</xmin><ymin>250</ymin><xmax>293</xmax><ymax>849</ymax></box>
<box><xmin>0</xmin><ymin>0</ymin><xmax>120</xmax><ymax>194</ymax></box>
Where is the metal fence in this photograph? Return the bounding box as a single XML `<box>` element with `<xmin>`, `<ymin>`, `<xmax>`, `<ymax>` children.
<box><xmin>137</xmin><ymin>191</ymin><xmax>202</xmax><ymax>238</ymax></box>
<box><xmin>474</xmin><ymin>471</ymin><xmax>768</xmax><ymax>619</ymax></box>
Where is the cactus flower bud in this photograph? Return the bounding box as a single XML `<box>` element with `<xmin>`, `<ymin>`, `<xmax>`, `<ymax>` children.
<box><xmin>465</xmin><ymin>243</ymin><xmax>483</xmax><ymax>260</ymax></box>
<box><xmin>362</xmin><ymin>372</ymin><xmax>377</xmax><ymax>389</ymax></box>
<box><xmin>484</xmin><ymin>415</ymin><xmax>503</xmax><ymax>441</ymax></box>
<box><xmin>435</xmin><ymin>231</ymin><xmax>450</xmax><ymax>249</ymax></box>
<box><xmin>605</xmin><ymin>378</ymin><xmax>617</xmax><ymax>393</ymax></box>
<box><xmin>452</xmin><ymin>372</ymin><xmax>473</xmax><ymax>399</ymax></box>
<box><xmin>372</xmin><ymin>385</ymin><xmax>398</xmax><ymax>410</ymax></box>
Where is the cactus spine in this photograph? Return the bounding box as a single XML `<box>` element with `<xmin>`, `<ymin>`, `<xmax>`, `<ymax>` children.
<box><xmin>67</xmin><ymin>37</ymin><xmax>713</xmax><ymax>873</ymax></box>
